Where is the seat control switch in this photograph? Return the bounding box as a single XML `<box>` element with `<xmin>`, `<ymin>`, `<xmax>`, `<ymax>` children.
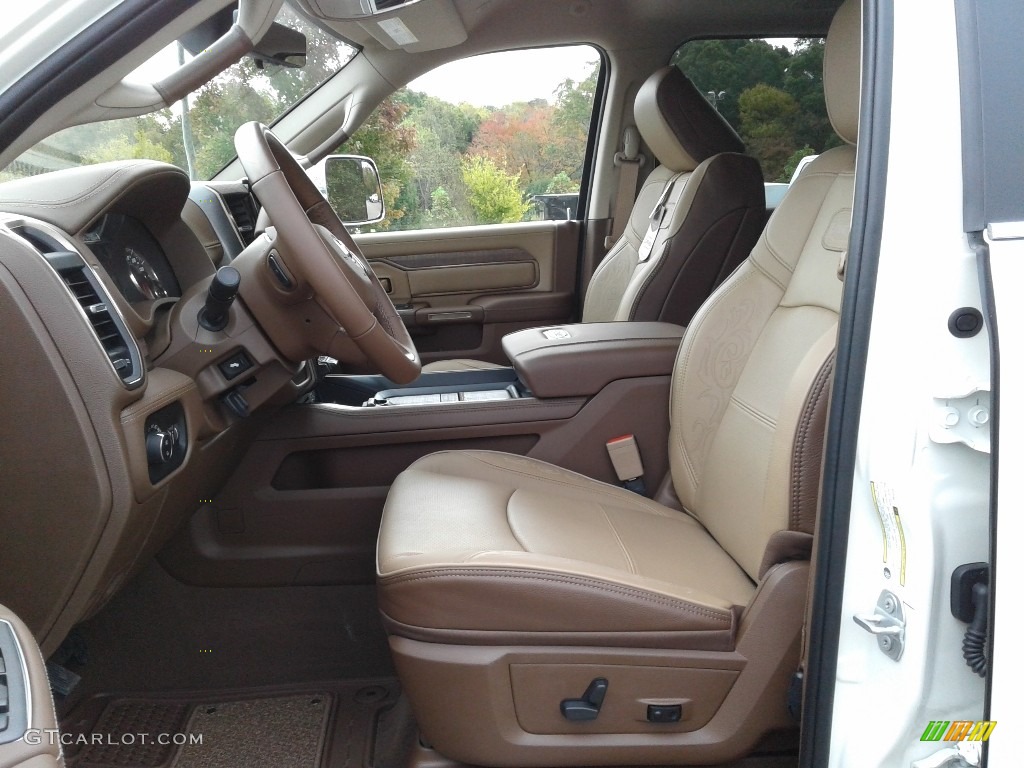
<box><xmin>647</xmin><ymin>704</ymin><xmax>683</xmax><ymax>723</ymax></box>
<box><xmin>559</xmin><ymin>677</ymin><xmax>608</xmax><ymax>721</ymax></box>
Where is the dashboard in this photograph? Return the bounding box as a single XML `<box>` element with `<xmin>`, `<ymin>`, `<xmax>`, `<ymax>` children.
<box><xmin>84</xmin><ymin>213</ymin><xmax>181</xmax><ymax>303</ymax></box>
<box><xmin>0</xmin><ymin>159</ymin><xmax>311</xmax><ymax>656</ymax></box>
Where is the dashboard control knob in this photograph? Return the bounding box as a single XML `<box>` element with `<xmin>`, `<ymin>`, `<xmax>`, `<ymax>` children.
<box><xmin>146</xmin><ymin>430</ymin><xmax>175</xmax><ymax>465</ymax></box>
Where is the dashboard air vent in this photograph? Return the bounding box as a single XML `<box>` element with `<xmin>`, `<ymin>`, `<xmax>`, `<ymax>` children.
<box><xmin>59</xmin><ymin>267</ymin><xmax>134</xmax><ymax>376</ymax></box>
<box><xmin>10</xmin><ymin>222</ymin><xmax>144</xmax><ymax>389</ymax></box>
<box><xmin>224</xmin><ymin>192</ymin><xmax>257</xmax><ymax>246</ymax></box>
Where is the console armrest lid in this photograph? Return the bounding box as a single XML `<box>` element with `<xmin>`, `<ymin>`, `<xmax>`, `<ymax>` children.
<box><xmin>502</xmin><ymin>322</ymin><xmax>684</xmax><ymax>398</ymax></box>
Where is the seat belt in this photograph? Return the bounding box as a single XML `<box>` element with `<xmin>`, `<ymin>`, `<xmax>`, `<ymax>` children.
<box><xmin>604</xmin><ymin>126</ymin><xmax>645</xmax><ymax>250</ymax></box>
<box><xmin>606</xmin><ymin>434</ymin><xmax>647</xmax><ymax>495</ymax></box>
<box><xmin>637</xmin><ymin>178</ymin><xmax>677</xmax><ymax>263</ymax></box>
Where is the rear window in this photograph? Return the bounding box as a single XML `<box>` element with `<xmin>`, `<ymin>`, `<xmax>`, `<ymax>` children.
<box><xmin>671</xmin><ymin>38</ymin><xmax>842</xmax><ymax>182</ymax></box>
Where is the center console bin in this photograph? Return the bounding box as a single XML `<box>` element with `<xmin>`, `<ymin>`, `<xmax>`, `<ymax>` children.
<box><xmin>317</xmin><ymin>366</ymin><xmax>521</xmax><ymax>407</ymax></box>
<box><xmin>502</xmin><ymin>321</ymin><xmax>685</xmax><ymax>399</ymax></box>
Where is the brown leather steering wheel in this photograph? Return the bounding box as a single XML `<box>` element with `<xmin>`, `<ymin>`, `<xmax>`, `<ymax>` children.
<box><xmin>234</xmin><ymin>122</ymin><xmax>421</xmax><ymax>384</ymax></box>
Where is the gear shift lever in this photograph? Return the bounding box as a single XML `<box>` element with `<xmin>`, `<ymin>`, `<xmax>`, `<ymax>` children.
<box><xmin>198</xmin><ymin>266</ymin><xmax>240</xmax><ymax>332</ymax></box>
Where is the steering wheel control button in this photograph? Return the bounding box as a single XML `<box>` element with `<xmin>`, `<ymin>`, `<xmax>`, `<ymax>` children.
<box><xmin>267</xmin><ymin>250</ymin><xmax>294</xmax><ymax>289</ymax></box>
<box><xmin>646</xmin><ymin>704</ymin><xmax>683</xmax><ymax>723</ymax></box>
<box><xmin>219</xmin><ymin>351</ymin><xmax>254</xmax><ymax>381</ymax></box>
<box><xmin>198</xmin><ymin>266</ymin><xmax>241</xmax><ymax>332</ymax></box>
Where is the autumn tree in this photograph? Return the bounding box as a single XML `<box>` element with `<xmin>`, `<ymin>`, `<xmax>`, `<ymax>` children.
<box><xmin>396</xmin><ymin>91</ymin><xmax>480</xmax><ymax>224</ymax></box>
<box><xmin>461</xmin><ymin>156</ymin><xmax>530</xmax><ymax>224</ymax></box>
<box><xmin>338</xmin><ymin>95</ymin><xmax>416</xmax><ymax>229</ymax></box>
<box><xmin>469</xmin><ymin>101</ymin><xmax>557</xmax><ymax>194</ymax></box>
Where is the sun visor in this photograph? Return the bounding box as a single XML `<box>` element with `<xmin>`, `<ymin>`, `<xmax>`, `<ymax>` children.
<box><xmin>311</xmin><ymin>0</ymin><xmax>467</xmax><ymax>52</ymax></box>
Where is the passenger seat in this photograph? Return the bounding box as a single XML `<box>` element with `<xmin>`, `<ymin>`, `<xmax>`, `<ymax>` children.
<box><xmin>423</xmin><ymin>66</ymin><xmax>765</xmax><ymax>372</ymax></box>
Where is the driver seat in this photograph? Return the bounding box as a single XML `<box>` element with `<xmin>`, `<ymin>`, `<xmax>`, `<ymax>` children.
<box><xmin>377</xmin><ymin>1</ymin><xmax>859</xmax><ymax>764</ymax></box>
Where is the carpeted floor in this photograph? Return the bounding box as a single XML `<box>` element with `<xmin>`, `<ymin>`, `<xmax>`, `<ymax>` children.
<box><xmin>57</xmin><ymin>563</ymin><xmax>394</xmax><ymax>716</ymax></box>
<box><xmin>62</xmin><ymin>680</ymin><xmax>414</xmax><ymax>768</ymax></box>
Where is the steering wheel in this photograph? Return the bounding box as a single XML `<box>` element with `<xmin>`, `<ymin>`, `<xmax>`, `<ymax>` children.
<box><xmin>234</xmin><ymin>122</ymin><xmax>421</xmax><ymax>384</ymax></box>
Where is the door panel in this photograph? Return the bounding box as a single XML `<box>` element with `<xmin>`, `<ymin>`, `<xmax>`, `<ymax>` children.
<box><xmin>355</xmin><ymin>220</ymin><xmax>579</xmax><ymax>365</ymax></box>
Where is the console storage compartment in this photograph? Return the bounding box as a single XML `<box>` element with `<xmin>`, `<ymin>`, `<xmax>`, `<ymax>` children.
<box><xmin>502</xmin><ymin>322</ymin><xmax>685</xmax><ymax>398</ymax></box>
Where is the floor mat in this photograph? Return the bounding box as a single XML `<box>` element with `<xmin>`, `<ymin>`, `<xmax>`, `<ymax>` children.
<box><xmin>171</xmin><ymin>694</ymin><xmax>330</xmax><ymax>768</ymax></box>
<box><xmin>64</xmin><ymin>680</ymin><xmax>402</xmax><ymax>768</ymax></box>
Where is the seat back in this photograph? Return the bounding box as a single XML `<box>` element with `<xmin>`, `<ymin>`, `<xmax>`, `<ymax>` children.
<box><xmin>668</xmin><ymin>0</ymin><xmax>860</xmax><ymax>580</ymax></box>
<box><xmin>582</xmin><ymin>67</ymin><xmax>765</xmax><ymax>326</ymax></box>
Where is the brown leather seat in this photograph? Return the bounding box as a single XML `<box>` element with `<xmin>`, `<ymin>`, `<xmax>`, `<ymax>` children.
<box><xmin>423</xmin><ymin>65</ymin><xmax>765</xmax><ymax>373</ymax></box>
<box><xmin>378</xmin><ymin>1</ymin><xmax>860</xmax><ymax>763</ymax></box>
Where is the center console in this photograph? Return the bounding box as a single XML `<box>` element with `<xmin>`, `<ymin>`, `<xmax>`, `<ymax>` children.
<box><xmin>316</xmin><ymin>321</ymin><xmax>685</xmax><ymax>407</ymax></box>
<box><xmin>317</xmin><ymin>366</ymin><xmax>523</xmax><ymax>407</ymax></box>
<box><xmin>160</xmin><ymin>321</ymin><xmax>688</xmax><ymax>589</ymax></box>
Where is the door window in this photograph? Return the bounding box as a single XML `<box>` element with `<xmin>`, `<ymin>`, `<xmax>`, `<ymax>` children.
<box><xmin>339</xmin><ymin>45</ymin><xmax>601</xmax><ymax>231</ymax></box>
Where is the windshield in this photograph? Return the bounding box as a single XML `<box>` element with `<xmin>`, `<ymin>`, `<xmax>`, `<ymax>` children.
<box><xmin>1</xmin><ymin>4</ymin><xmax>356</xmax><ymax>182</ymax></box>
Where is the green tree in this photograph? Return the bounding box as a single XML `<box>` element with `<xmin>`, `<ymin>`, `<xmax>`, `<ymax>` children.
<box><xmin>783</xmin><ymin>38</ymin><xmax>841</xmax><ymax>153</ymax></box>
<box><xmin>671</xmin><ymin>37</ymin><xmax>841</xmax><ymax>177</ymax></box>
<box><xmin>425</xmin><ymin>186</ymin><xmax>462</xmax><ymax>226</ymax></box>
<box><xmin>550</xmin><ymin>62</ymin><xmax>599</xmax><ymax>182</ymax></box>
<box><xmin>399</xmin><ymin>90</ymin><xmax>480</xmax><ymax>221</ymax></box>
<box><xmin>84</xmin><ymin>130</ymin><xmax>175</xmax><ymax>164</ymax></box>
<box><xmin>187</xmin><ymin>75</ymin><xmax>278</xmax><ymax>178</ymax></box>
<box><xmin>461</xmin><ymin>156</ymin><xmax>530</xmax><ymax>224</ymax></box>
<box><xmin>545</xmin><ymin>171</ymin><xmax>577</xmax><ymax>194</ymax></box>
<box><xmin>738</xmin><ymin>84</ymin><xmax>799</xmax><ymax>181</ymax></box>
<box><xmin>781</xmin><ymin>145</ymin><xmax>817</xmax><ymax>181</ymax></box>
<box><xmin>672</xmin><ymin>39</ymin><xmax>789</xmax><ymax>128</ymax></box>
<box><xmin>338</xmin><ymin>95</ymin><xmax>416</xmax><ymax>229</ymax></box>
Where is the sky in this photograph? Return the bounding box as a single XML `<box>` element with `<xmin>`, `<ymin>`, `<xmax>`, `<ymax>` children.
<box><xmin>408</xmin><ymin>46</ymin><xmax>600</xmax><ymax>108</ymax></box>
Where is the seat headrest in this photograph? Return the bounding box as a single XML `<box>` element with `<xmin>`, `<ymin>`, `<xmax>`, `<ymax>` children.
<box><xmin>824</xmin><ymin>0</ymin><xmax>861</xmax><ymax>145</ymax></box>
<box><xmin>634</xmin><ymin>67</ymin><xmax>745</xmax><ymax>173</ymax></box>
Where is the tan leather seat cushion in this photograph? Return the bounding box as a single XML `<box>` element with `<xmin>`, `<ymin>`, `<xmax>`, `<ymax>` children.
<box><xmin>378</xmin><ymin>450</ymin><xmax>755</xmax><ymax>650</ymax></box>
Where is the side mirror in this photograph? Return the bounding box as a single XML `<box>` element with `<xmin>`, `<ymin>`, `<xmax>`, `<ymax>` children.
<box><xmin>323</xmin><ymin>155</ymin><xmax>385</xmax><ymax>226</ymax></box>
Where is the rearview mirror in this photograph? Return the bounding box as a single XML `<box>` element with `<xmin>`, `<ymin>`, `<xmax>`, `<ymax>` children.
<box><xmin>324</xmin><ymin>155</ymin><xmax>385</xmax><ymax>226</ymax></box>
<box><xmin>180</xmin><ymin>12</ymin><xmax>307</xmax><ymax>69</ymax></box>
<box><xmin>249</xmin><ymin>21</ymin><xmax>307</xmax><ymax>69</ymax></box>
